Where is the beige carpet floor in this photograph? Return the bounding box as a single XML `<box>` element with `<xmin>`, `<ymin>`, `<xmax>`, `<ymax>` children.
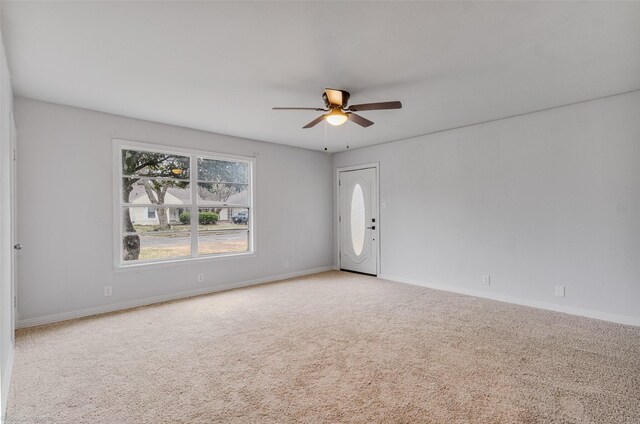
<box><xmin>7</xmin><ymin>271</ymin><xmax>640</xmax><ymax>423</ymax></box>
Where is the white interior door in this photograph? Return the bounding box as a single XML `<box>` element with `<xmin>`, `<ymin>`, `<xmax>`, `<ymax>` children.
<box><xmin>10</xmin><ymin>115</ymin><xmax>17</xmax><ymax>342</ymax></box>
<box><xmin>339</xmin><ymin>167</ymin><xmax>378</xmax><ymax>275</ymax></box>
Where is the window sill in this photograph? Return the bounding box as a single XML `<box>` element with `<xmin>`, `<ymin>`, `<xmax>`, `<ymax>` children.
<box><xmin>113</xmin><ymin>251</ymin><xmax>257</xmax><ymax>272</ymax></box>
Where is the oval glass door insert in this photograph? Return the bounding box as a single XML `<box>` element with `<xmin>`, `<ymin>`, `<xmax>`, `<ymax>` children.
<box><xmin>350</xmin><ymin>183</ymin><xmax>366</xmax><ymax>256</ymax></box>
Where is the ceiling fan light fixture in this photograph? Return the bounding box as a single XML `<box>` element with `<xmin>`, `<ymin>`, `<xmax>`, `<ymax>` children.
<box><xmin>325</xmin><ymin>109</ymin><xmax>348</xmax><ymax>126</ymax></box>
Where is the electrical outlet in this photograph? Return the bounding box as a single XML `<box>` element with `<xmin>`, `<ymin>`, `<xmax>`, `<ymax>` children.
<box><xmin>104</xmin><ymin>286</ymin><xmax>112</xmax><ymax>297</ymax></box>
<box><xmin>482</xmin><ymin>275</ymin><xmax>491</xmax><ymax>286</ymax></box>
<box><xmin>284</xmin><ymin>260</ymin><xmax>290</xmax><ymax>269</ymax></box>
<box><xmin>197</xmin><ymin>273</ymin><xmax>204</xmax><ymax>283</ymax></box>
<box><xmin>555</xmin><ymin>285</ymin><xmax>565</xmax><ymax>297</ymax></box>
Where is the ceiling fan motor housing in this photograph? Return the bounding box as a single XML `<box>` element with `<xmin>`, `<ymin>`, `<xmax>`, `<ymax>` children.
<box><xmin>323</xmin><ymin>89</ymin><xmax>350</xmax><ymax>109</ymax></box>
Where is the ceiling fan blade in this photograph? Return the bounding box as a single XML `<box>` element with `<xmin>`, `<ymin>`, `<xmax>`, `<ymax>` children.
<box><xmin>273</xmin><ymin>107</ymin><xmax>327</xmax><ymax>111</ymax></box>
<box><xmin>348</xmin><ymin>113</ymin><xmax>374</xmax><ymax>128</ymax></box>
<box><xmin>348</xmin><ymin>101</ymin><xmax>402</xmax><ymax>112</ymax></box>
<box><xmin>302</xmin><ymin>114</ymin><xmax>326</xmax><ymax>129</ymax></box>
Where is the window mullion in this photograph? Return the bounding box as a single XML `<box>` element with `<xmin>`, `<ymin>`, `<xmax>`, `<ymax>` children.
<box><xmin>190</xmin><ymin>155</ymin><xmax>198</xmax><ymax>258</ymax></box>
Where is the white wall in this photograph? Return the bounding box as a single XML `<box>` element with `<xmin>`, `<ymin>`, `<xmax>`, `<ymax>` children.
<box><xmin>14</xmin><ymin>98</ymin><xmax>333</xmax><ymax>325</ymax></box>
<box><xmin>0</xmin><ymin>8</ymin><xmax>15</xmax><ymax>418</ymax></box>
<box><xmin>334</xmin><ymin>91</ymin><xmax>640</xmax><ymax>324</ymax></box>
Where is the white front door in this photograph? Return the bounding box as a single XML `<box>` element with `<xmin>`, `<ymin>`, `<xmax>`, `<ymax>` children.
<box><xmin>339</xmin><ymin>167</ymin><xmax>378</xmax><ymax>275</ymax></box>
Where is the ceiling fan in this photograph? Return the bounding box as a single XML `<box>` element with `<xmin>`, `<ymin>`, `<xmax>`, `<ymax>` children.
<box><xmin>273</xmin><ymin>88</ymin><xmax>402</xmax><ymax>129</ymax></box>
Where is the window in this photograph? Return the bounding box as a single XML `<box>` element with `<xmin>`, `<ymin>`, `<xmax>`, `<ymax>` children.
<box><xmin>116</xmin><ymin>140</ymin><xmax>253</xmax><ymax>266</ymax></box>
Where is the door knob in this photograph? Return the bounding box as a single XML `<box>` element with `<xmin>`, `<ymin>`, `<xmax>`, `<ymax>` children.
<box><xmin>14</xmin><ymin>243</ymin><xmax>22</xmax><ymax>250</ymax></box>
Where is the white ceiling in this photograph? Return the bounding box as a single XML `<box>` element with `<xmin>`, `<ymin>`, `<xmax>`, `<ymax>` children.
<box><xmin>2</xmin><ymin>1</ymin><xmax>640</xmax><ymax>152</ymax></box>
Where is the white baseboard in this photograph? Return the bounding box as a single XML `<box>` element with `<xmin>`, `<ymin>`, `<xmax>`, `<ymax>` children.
<box><xmin>379</xmin><ymin>274</ymin><xmax>640</xmax><ymax>327</ymax></box>
<box><xmin>16</xmin><ymin>266</ymin><xmax>334</xmax><ymax>329</ymax></box>
<box><xmin>1</xmin><ymin>343</ymin><xmax>14</xmax><ymax>421</ymax></box>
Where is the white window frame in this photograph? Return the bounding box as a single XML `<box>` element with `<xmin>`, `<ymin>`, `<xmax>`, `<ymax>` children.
<box><xmin>113</xmin><ymin>139</ymin><xmax>256</xmax><ymax>269</ymax></box>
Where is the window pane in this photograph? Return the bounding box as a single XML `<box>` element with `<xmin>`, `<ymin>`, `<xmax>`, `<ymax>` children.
<box><xmin>123</xmin><ymin>178</ymin><xmax>191</xmax><ymax>205</ymax></box>
<box><xmin>197</xmin><ymin>182</ymin><xmax>248</xmax><ymax>206</ymax></box>
<box><xmin>122</xmin><ymin>231</ymin><xmax>191</xmax><ymax>262</ymax></box>
<box><xmin>350</xmin><ymin>183</ymin><xmax>365</xmax><ymax>256</ymax></box>
<box><xmin>123</xmin><ymin>207</ymin><xmax>190</xmax><ymax>232</ymax></box>
<box><xmin>122</xmin><ymin>149</ymin><xmax>190</xmax><ymax>179</ymax></box>
<box><xmin>195</xmin><ymin>207</ymin><xmax>249</xmax><ymax>229</ymax></box>
<box><xmin>197</xmin><ymin>158</ymin><xmax>248</xmax><ymax>184</ymax></box>
<box><xmin>197</xmin><ymin>208</ymin><xmax>249</xmax><ymax>255</ymax></box>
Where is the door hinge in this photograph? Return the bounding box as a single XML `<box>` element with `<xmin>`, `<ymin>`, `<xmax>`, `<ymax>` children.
<box><xmin>14</xmin><ymin>296</ymin><xmax>16</xmax><ymax>308</ymax></box>
<box><xmin>13</xmin><ymin>149</ymin><xmax>17</xmax><ymax>162</ymax></box>
<box><xmin>339</xmin><ymin>179</ymin><xmax>341</xmax><ymax>186</ymax></box>
<box><xmin>339</xmin><ymin>215</ymin><xmax>341</xmax><ymax>222</ymax></box>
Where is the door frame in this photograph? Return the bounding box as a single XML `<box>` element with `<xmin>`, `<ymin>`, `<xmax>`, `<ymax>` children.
<box><xmin>336</xmin><ymin>162</ymin><xmax>380</xmax><ymax>277</ymax></box>
<box><xmin>9</xmin><ymin>113</ymin><xmax>17</xmax><ymax>343</ymax></box>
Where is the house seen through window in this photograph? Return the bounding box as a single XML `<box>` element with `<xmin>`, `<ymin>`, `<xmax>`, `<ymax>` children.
<box><xmin>119</xmin><ymin>143</ymin><xmax>253</xmax><ymax>265</ymax></box>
